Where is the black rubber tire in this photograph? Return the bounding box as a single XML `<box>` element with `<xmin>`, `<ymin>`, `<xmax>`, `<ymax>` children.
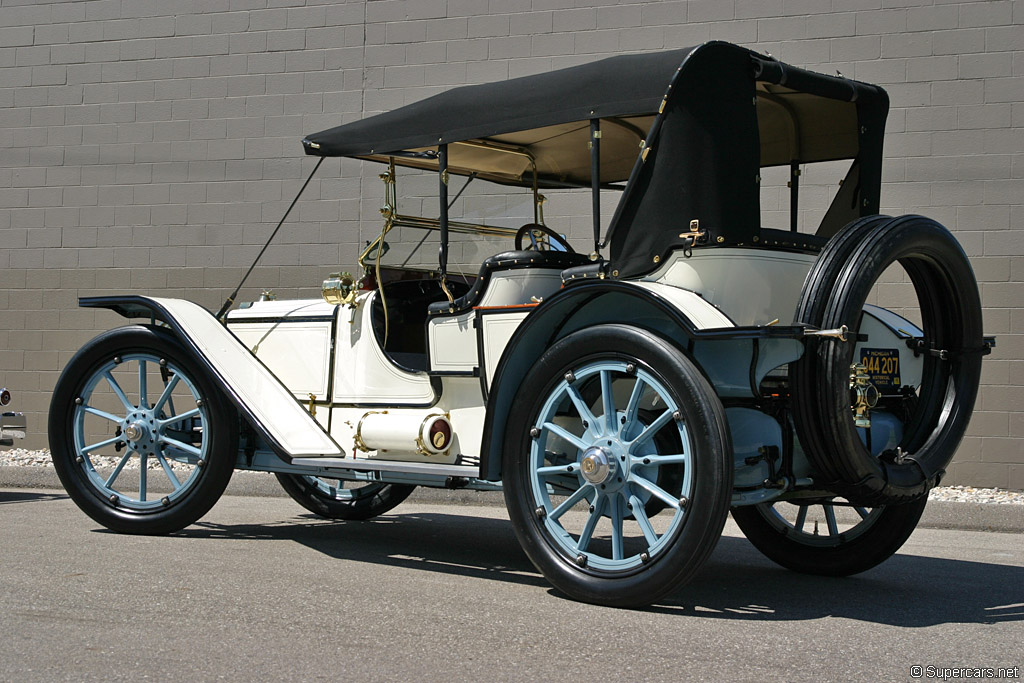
<box><xmin>275</xmin><ymin>474</ymin><xmax>415</xmax><ymax>520</ymax></box>
<box><xmin>503</xmin><ymin>324</ymin><xmax>732</xmax><ymax>607</ymax></box>
<box><xmin>792</xmin><ymin>215</ymin><xmax>984</xmax><ymax>505</ymax></box>
<box><xmin>49</xmin><ymin>326</ymin><xmax>237</xmax><ymax>534</ymax></box>
<box><xmin>731</xmin><ymin>496</ymin><xmax>927</xmax><ymax>576</ymax></box>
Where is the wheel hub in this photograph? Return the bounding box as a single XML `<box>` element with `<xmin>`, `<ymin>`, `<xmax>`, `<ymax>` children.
<box><xmin>580</xmin><ymin>446</ymin><xmax>616</xmax><ymax>485</ymax></box>
<box><xmin>123</xmin><ymin>422</ymin><xmax>145</xmax><ymax>441</ymax></box>
<box><xmin>121</xmin><ymin>410</ymin><xmax>157</xmax><ymax>455</ymax></box>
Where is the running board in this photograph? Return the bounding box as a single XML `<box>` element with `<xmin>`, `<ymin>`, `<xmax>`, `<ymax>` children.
<box><xmin>290</xmin><ymin>457</ymin><xmax>479</xmax><ymax>479</ymax></box>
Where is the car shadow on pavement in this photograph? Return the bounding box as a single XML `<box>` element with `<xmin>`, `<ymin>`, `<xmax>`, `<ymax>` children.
<box><xmin>655</xmin><ymin>538</ymin><xmax>1024</xmax><ymax>626</ymax></box>
<box><xmin>182</xmin><ymin>510</ymin><xmax>550</xmax><ymax>589</ymax></box>
<box><xmin>174</xmin><ymin>508</ymin><xmax>1024</xmax><ymax>625</ymax></box>
<box><xmin>0</xmin><ymin>490</ymin><xmax>68</xmax><ymax>506</ymax></box>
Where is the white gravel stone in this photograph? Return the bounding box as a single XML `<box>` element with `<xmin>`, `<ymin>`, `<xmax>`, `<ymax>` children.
<box><xmin>1</xmin><ymin>448</ymin><xmax>193</xmax><ymax>472</ymax></box>
<box><xmin>3</xmin><ymin>447</ymin><xmax>1022</xmax><ymax>504</ymax></box>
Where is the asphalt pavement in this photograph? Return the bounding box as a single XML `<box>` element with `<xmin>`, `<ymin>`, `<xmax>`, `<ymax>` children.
<box><xmin>4</xmin><ymin>464</ymin><xmax>1024</xmax><ymax>533</ymax></box>
<box><xmin>1</xmin><ymin>486</ymin><xmax>1022</xmax><ymax>682</ymax></box>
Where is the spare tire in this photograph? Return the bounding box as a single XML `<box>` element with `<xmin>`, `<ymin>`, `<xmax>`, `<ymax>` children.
<box><xmin>791</xmin><ymin>215</ymin><xmax>984</xmax><ymax>505</ymax></box>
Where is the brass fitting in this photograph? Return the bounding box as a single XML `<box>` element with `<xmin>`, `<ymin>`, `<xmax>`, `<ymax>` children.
<box><xmin>850</xmin><ymin>363</ymin><xmax>879</xmax><ymax>429</ymax></box>
<box><xmin>322</xmin><ymin>271</ymin><xmax>358</xmax><ymax>306</ymax></box>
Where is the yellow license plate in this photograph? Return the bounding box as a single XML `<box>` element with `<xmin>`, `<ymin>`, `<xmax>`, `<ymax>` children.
<box><xmin>859</xmin><ymin>348</ymin><xmax>900</xmax><ymax>390</ymax></box>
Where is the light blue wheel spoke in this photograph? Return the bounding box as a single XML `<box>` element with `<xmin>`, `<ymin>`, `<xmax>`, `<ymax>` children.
<box><xmin>824</xmin><ymin>505</ymin><xmax>839</xmax><ymax>536</ymax></box>
<box><xmin>541</xmin><ymin>422</ymin><xmax>588</xmax><ymax>452</ymax></box>
<box><xmin>760</xmin><ymin>500</ymin><xmax>887</xmax><ymax>547</ymax></box>
<box><xmin>610</xmin><ymin>495</ymin><xmax>624</xmax><ymax>560</ymax></box>
<box><xmin>549</xmin><ymin>484</ymin><xmax>591</xmax><ymax>521</ymax></box>
<box><xmin>630</xmin><ymin>408</ymin><xmax>673</xmax><ymax>449</ymax></box>
<box><xmin>629</xmin><ymin>495</ymin><xmax>659</xmax><ymax>547</ymax></box>
<box><xmin>794</xmin><ymin>505</ymin><xmax>808</xmax><ymax>532</ymax></box>
<box><xmin>103</xmin><ymin>372</ymin><xmax>135</xmax><ymax>412</ymax></box>
<box><xmin>758</xmin><ymin>500</ymin><xmax>887</xmax><ymax>548</ymax></box>
<box><xmin>104</xmin><ymin>451</ymin><xmax>133</xmax><ymax>488</ymax></box>
<box><xmin>159</xmin><ymin>435</ymin><xmax>201</xmax><ymax>457</ymax></box>
<box><xmin>155</xmin><ymin>451</ymin><xmax>182</xmax><ymax>489</ymax></box>
<box><xmin>81</xmin><ymin>435</ymin><xmax>123</xmax><ymax>454</ymax></box>
<box><xmin>159</xmin><ymin>407</ymin><xmax>200</xmax><ymax>428</ymax></box>
<box><xmin>138</xmin><ymin>360</ymin><xmax>148</xmax><ymax>408</ymax></box>
<box><xmin>153</xmin><ymin>373</ymin><xmax>180</xmax><ymax>414</ymax></box>
<box><xmin>577</xmin><ymin>495</ymin><xmax>604</xmax><ymax>552</ymax></box>
<box><xmin>644</xmin><ymin>453</ymin><xmax>689</xmax><ymax>465</ymax></box>
<box><xmin>139</xmin><ymin>452</ymin><xmax>148</xmax><ymax>501</ymax></box>
<box><xmin>74</xmin><ymin>352</ymin><xmax>210</xmax><ymax>512</ymax></box>
<box><xmin>632</xmin><ymin>475</ymin><xmax>680</xmax><ymax>509</ymax></box>
<box><xmin>622</xmin><ymin>377</ymin><xmax>646</xmax><ymax>436</ymax></box>
<box><xmin>536</xmin><ymin>463</ymin><xmax>576</xmax><ymax>477</ymax></box>
<box><xmin>565</xmin><ymin>384</ymin><xmax>598</xmax><ymax>431</ymax></box>
<box><xmin>83</xmin><ymin>406</ymin><xmax>122</xmax><ymax>424</ymax></box>
<box><xmin>528</xmin><ymin>359</ymin><xmax>691</xmax><ymax>572</ymax></box>
<box><xmin>600</xmin><ymin>369</ymin><xmax>616</xmax><ymax>432</ymax></box>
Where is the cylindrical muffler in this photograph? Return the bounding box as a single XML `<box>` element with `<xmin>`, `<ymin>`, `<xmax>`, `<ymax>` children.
<box><xmin>356</xmin><ymin>411</ymin><xmax>453</xmax><ymax>456</ymax></box>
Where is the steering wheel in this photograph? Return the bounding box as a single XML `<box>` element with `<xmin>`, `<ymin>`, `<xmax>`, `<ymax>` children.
<box><xmin>515</xmin><ymin>223</ymin><xmax>576</xmax><ymax>253</ymax></box>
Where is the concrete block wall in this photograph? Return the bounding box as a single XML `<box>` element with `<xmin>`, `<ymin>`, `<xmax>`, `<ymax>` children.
<box><xmin>1</xmin><ymin>0</ymin><xmax>1021</xmax><ymax>490</ymax></box>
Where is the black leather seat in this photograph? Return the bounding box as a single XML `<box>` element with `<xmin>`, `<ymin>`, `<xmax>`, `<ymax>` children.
<box><xmin>427</xmin><ymin>249</ymin><xmax>589</xmax><ymax>316</ymax></box>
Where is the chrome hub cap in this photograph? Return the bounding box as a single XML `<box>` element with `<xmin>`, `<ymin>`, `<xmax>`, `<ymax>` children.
<box><xmin>123</xmin><ymin>421</ymin><xmax>145</xmax><ymax>442</ymax></box>
<box><xmin>580</xmin><ymin>446</ymin><xmax>616</xmax><ymax>485</ymax></box>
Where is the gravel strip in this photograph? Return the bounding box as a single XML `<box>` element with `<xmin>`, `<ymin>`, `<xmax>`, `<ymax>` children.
<box><xmin>4</xmin><ymin>447</ymin><xmax>1022</xmax><ymax>504</ymax></box>
<box><xmin>1</xmin><ymin>447</ymin><xmax>193</xmax><ymax>472</ymax></box>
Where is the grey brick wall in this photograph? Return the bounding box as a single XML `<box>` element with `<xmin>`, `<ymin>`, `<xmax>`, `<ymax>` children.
<box><xmin>1</xmin><ymin>0</ymin><xmax>1021</xmax><ymax>490</ymax></box>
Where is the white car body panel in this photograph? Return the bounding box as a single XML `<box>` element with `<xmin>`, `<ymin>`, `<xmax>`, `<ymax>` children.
<box><xmin>332</xmin><ymin>292</ymin><xmax>436</xmax><ymax>405</ymax></box>
<box><xmin>629</xmin><ymin>281</ymin><xmax>736</xmax><ymax>329</ymax></box>
<box><xmin>480</xmin><ymin>309</ymin><xmax>532</xmax><ymax>387</ymax></box>
<box><xmin>647</xmin><ymin>248</ymin><xmax>816</xmax><ymax>326</ymax></box>
<box><xmin>428</xmin><ymin>311</ymin><xmax>477</xmax><ymax>373</ymax></box>
<box><xmin>229</xmin><ymin>301</ymin><xmax>335</xmax><ymax>400</ymax></box>
<box><xmin>477</xmin><ymin>269</ymin><xmax>562</xmax><ymax>307</ymax></box>
<box><xmin>153</xmin><ymin>297</ymin><xmax>343</xmax><ymax>457</ymax></box>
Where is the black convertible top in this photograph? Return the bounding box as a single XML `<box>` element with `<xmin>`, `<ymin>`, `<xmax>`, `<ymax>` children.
<box><xmin>303</xmin><ymin>48</ymin><xmax>689</xmax><ymax>183</ymax></box>
<box><xmin>303</xmin><ymin>42</ymin><xmax>889</xmax><ymax>278</ymax></box>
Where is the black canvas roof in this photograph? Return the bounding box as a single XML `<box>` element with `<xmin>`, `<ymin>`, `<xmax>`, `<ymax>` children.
<box><xmin>303</xmin><ymin>42</ymin><xmax>889</xmax><ymax>278</ymax></box>
<box><xmin>302</xmin><ymin>49</ymin><xmax>689</xmax><ymax>178</ymax></box>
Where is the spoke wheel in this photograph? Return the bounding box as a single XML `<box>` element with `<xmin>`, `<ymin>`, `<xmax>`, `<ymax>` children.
<box><xmin>503</xmin><ymin>325</ymin><xmax>732</xmax><ymax>607</ymax></box>
<box><xmin>275</xmin><ymin>474</ymin><xmax>415</xmax><ymax>520</ymax></box>
<box><xmin>792</xmin><ymin>215</ymin><xmax>983</xmax><ymax>505</ymax></box>
<box><xmin>49</xmin><ymin>326</ymin><xmax>237</xmax><ymax>534</ymax></box>
<box><xmin>731</xmin><ymin>496</ymin><xmax>927</xmax><ymax>576</ymax></box>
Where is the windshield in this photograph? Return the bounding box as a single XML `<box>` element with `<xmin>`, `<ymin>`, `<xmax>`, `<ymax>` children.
<box><xmin>359</xmin><ymin>161</ymin><xmax>628</xmax><ymax>282</ymax></box>
<box><xmin>364</xmin><ymin>164</ymin><xmax>543</xmax><ymax>276</ymax></box>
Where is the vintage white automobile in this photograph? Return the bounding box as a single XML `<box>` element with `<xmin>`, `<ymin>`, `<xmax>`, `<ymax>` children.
<box><xmin>49</xmin><ymin>42</ymin><xmax>991</xmax><ymax>607</ymax></box>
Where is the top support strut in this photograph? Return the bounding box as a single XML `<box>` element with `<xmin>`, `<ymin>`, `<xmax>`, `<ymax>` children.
<box><xmin>590</xmin><ymin>119</ymin><xmax>601</xmax><ymax>258</ymax></box>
